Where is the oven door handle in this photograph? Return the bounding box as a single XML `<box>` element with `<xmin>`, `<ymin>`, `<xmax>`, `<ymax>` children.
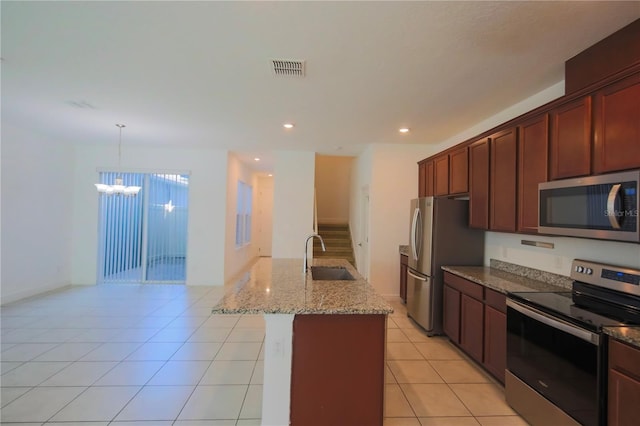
<box><xmin>507</xmin><ymin>299</ymin><xmax>600</xmax><ymax>345</ymax></box>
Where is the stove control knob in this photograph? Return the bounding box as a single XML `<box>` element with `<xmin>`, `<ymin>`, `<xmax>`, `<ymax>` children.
<box><xmin>576</xmin><ymin>266</ymin><xmax>584</xmax><ymax>273</ymax></box>
<box><xmin>586</xmin><ymin>268</ymin><xmax>593</xmax><ymax>275</ymax></box>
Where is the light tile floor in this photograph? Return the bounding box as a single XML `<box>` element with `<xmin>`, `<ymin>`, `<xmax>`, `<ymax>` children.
<box><xmin>384</xmin><ymin>298</ymin><xmax>528</xmax><ymax>426</ymax></box>
<box><xmin>1</xmin><ymin>284</ymin><xmax>527</xmax><ymax>426</ymax></box>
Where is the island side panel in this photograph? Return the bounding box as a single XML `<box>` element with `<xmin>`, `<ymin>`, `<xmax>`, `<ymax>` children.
<box><xmin>290</xmin><ymin>314</ymin><xmax>387</xmax><ymax>426</ymax></box>
<box><xmin>262</xmin><ymin>314</ymin><xmax>294</xmax><ymax>426</ymax></box>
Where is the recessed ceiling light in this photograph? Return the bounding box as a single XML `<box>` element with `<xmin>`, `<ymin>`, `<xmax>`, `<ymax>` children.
<box><xmin>283</xmin><ymin>123</ymin><xmax>294</xmax><ymax>129</ymax></box>
<box><xmin>254</xmin><ymin>157</ymin><xmax>260</xmax><ymax>161</ymax></box>
<box><xmin>399</xmin><ymin>128</ymin><xmax>410</xmax><ymax>133</ymax></box>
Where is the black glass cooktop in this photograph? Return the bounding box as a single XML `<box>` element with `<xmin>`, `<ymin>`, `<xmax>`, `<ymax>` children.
<box><xmin>508</xmin><ymin>290</ymin><xmax>630</xmax><ymax>332</ymax></box>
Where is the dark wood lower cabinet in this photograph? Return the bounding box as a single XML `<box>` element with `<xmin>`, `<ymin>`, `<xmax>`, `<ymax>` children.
<box><xmin>483</xmin><ymin>305</ymin><xmax>506</xmax><ymax>383</ymax></box>
<box><xmin>400</xmin><ymin>254</ymin><xmax>408</xmax><ymax>303</ymax></box>
<box><xmin>460</xmin><ymin>294</ymin><xmax>484</xmax><ymax>363</ymax></box>
<box><xmin>443</xmin><ymin>271</ymin><xmax>507</xmax><ymax>384</ymax></box>
<box><xmin>443</xmin><ymin>284</ymin><xmax>461</xmax><ymax>342</ymax></box>
<box><xmin>290</xmin><ymin>314</ymin><xmax>386</xmax><ymax>426</ymax></box>
<box><xmin>608</xmin><ymin>338</ymin><xmax>640</xmax><ymax>426</ymax></box>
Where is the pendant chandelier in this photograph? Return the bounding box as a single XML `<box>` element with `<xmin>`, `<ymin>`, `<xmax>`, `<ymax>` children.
<box><xmin>95</xmin><ymin>124</ymin><xmax>142</xmax><ymax>196</ymax></box>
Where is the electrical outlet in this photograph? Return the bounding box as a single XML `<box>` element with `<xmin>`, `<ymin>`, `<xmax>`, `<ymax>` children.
<box><xmin>273</xmin><ymin>338</ymin><xmax>284</xmax><ymax>359</ymax></box>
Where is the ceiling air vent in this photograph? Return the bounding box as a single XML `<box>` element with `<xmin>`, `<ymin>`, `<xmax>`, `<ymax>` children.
<box><xmin>271</xmin><ymin>59</ymin><xmax>305</xmax><ymax>77</ymax></box>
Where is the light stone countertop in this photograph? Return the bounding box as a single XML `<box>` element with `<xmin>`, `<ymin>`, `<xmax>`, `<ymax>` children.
<box><xmin>604</xmin><ymin>326</ymin><xmax>640</xmax><ymax>348</ymax></box>
<box><xmin>441</xmin><ymin>265</ymin><xmax>570</xmax><ymax>295</ymax></box>
<box><xmin>212</xmin><ymin>258</ymin><xmax>393</xmax><ymax>315</ymax></box>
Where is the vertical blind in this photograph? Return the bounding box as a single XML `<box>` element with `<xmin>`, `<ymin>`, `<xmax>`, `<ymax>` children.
<box><xmin>97</xmin><ymin>172</ymin><xmax>189</xmax><ymax>284</ymax></box>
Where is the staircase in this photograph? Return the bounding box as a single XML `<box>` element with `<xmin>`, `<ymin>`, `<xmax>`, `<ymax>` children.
<box><xmin>313</xmin><ymin>224</ymin><xmax>356</xmax><ymax>267</ymax></box>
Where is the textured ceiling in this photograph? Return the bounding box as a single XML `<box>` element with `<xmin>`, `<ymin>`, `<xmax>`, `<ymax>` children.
<box><xmin>2</xmin><ymin>1</ymin><xmax>639</xmax><ymax>171</ymax></box>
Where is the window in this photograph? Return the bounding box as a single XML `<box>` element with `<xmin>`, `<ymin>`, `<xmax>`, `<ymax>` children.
<box><xmin>236</xmin><ymin>180</ymin><xmax>252</xmax><ymax>247</ymax></box>
<box><xmin>97</xmin><ymin>172</ymin><xmax>189</xmax><ymax>284</ymax></box>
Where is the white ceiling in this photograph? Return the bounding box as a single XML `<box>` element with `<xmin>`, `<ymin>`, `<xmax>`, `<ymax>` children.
<box><xmin>2</xmin><ymin>1</ymin><xmax>639</xmax><ymax>172</ymax></box>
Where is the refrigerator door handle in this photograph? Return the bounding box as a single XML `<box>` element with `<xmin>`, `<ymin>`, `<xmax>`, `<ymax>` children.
<box><xmin>410</xmin><ymin>207</ymin><xmax>421</xmax><ymax>261</ymax></box>
<box><xmin>407</xmin><ymin>270</ymin><xmax>428</xmax><ymax>281</ymax></box>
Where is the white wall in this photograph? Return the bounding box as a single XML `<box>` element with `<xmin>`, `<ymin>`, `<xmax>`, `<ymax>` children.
<box><xmin>72</xmin><ymin>144</ymin><xmax>228</xmax><ymax>286</ymax></box>
<box><xmin>224</xmin><ymin>153</ymin><xmax>259</xmax><ymax>283</ymax></box>
<box><xmin>431</xmin><ymin>81</ymin><xmax>565</xmax><ymax>153</ymax></box>
<box><xmin>272</xmin><ymin>151</ymin><xmax>316</xmax><ymax>259</ymax></box>
<box><xmin>486</xmin><ymin>232</ymin><xmax>640</xmax><ymax>275</ymax></box>
<box><xmin>315</xmin><ymin>155</ymin><xmax>353</xmax><ymax>224</ymax></box>
<box><xmin>256</xmin><ymin>176</ymin><xmax>274</xmax><ymax>257</ymax></box>
<box><xmin>350</xmin><ymin>146</ymin><xmax>373</xmax><ymax>277</ymax></box>
<box><xmin>350</xmin><ymin>144</ymin><xmax>433</xmax><ymax>296</ymax></box>
<box><xmin>1</xmin><ymin>123</ymin><xmax>75</xmax><ymax>304</ymax></box>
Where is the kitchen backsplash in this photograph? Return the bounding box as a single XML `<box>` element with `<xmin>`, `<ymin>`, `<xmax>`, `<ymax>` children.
<box><xmin>485</xmin><ymin>231</ymin><xmax>640</xmax><ymax>277</ymax></box>
<box><xmin>490</xmin><ymin>259</ymin><xmax>573</xmax><ymax>290</ymax></box>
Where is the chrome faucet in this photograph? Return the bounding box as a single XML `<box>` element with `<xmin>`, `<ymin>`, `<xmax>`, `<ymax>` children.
<box><xmin>303</xmin><ymin>233</ymin><xmax>326</xmax><ymax>273</ymax></box>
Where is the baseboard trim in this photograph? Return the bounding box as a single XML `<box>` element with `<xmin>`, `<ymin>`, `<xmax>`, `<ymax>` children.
<box><xmin>1</xmin><ymin>282</ymin><xmax>72</xmax><ymax>306</ymax></box>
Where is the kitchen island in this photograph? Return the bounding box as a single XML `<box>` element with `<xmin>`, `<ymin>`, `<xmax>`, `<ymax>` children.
<box><xmin>212</xmin><ymin>258</ymin><xmax>393</xmax><ymax>426</ymax></box>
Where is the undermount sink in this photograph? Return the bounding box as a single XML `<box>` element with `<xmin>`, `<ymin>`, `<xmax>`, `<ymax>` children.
<box><xmin>310</xmin><ymin>266</ymin><xmax>355</xmax><ymax>281</ymax></box>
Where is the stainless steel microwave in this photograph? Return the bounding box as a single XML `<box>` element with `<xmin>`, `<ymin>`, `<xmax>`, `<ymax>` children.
<box><xmin>538</xmin><ymin>170</ymin><xmax>639</xmax><ymax>242</ymax></box>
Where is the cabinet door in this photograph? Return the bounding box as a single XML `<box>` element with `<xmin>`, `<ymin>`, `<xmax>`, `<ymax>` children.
<box><xmin>469</xmin><ymin>139</ymin><xmax>490</xmax><ymax>229</ymax></box>
<box><xmin>449</xmin><ymin>147</ymin><xmax>469</xmax><ymax>194</ymax></box>
<box><xmin>518</xmin><ymin>115</ymin><xmax>549</xmax><ymax>233</ymax></box>
<box><xmin>443</xmin><ymin>285</ymin><xmax>460</xmax><ymax>343</ymax></box>
<box><xmin>434</xmin><ymin>155</ymin><xmax>450</xmax><ymax>195</ymax></box>
<box><xmin>425</xmin><ymin>160</ymin><xmax>435</xmax><ymax>197</ymax></box>
<box><xmin>460</xmin><ymin>294</ymin><xmax>484</xmax><ymax>363</ymax></box>
<box><xmin>608</xmin><ymin>369</ymin><xmax>640</xmax><ymax>426</ymax></box>
<box><xmin>291</xmin><ymin>315</ymin><xmax>386</xmax><ymax>426</ymax></box>
<box><xmin>483</xmin><ymin>305</ymin><xmax>506</xmax><ymax>384</ymax></box>
<box><xmin>550</xmin><ymin>96</ymin><xmax>592</xmax><ymax>179</ymax></box>
<box><xmin>594</xmin><ymin>73</ymin><xmax>640</xmax><ymax>174</ymax></box>
<box><xmin>418</xmin><ymin>162</ymin><xmax>426</xmax><ymax>197</ymax></box>
<box><xmin>490</xmin><ymin>128</ymin><xmax>517</xmax><ymax>232</ymax></box>
<box><xmin>608</xmin><ymin>339</ymin><xmax>640</xmax><ymax>426</ymax></box>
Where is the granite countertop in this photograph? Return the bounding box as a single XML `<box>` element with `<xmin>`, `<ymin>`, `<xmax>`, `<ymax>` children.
<box><xmin>442</xmin><ymin>263</ymin><xmax>571</xmax><ymax>295</ymax></box>
<box><xmin>399</xmin><ymin>245</ymin><xmax>409</xmax><ymax>256</ymax></box>
<box><xmin>212</xmin><ymin>258</ymin><xmax>393</xmax><ymax>315</ymax></box>
<box><xmin>604</xmin><ymin>326</ymin><xmax>640</xmax><ymax>348</ymax></box>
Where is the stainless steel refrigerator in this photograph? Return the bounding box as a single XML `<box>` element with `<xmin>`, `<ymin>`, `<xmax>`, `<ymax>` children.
<box><xmin>407</xmin><ymin>197</ymin><xmax>484</xmax><ymax>335</ymax></box>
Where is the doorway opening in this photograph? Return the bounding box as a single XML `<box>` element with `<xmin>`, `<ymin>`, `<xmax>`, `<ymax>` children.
<box><xmin>97</xmin><ymin>172</ymin><xmax>189</xmax><ymax>284</ymax></box>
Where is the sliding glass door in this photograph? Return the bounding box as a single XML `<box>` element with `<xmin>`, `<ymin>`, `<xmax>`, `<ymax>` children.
<box><xmin>97</xmin><ymin>172</ymin><xmax>189</xmax><ymax>284</ymax></box>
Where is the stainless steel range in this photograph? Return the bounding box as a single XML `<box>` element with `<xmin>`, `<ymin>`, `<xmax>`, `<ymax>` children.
<box><xmin>506</xmin><ymin>259</ymin><xmax>640</xmax><ymax>426</ymax></box>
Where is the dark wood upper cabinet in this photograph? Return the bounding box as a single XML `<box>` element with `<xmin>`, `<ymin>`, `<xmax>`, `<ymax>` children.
<box><xmin>425</xmin><ymin>160</ymin><xmax>434</xmax><ymax>197</ymax></box>
<box><xmin>418</xmin><ymin>162</ymin><xmax>426</xmax><ymax>197</ymax></box>
<box><xmin>449</xmin><ymin>147</ymin><xmax>469</xmax><ymax>195</ymax></box>
<box><xmin>490</xmin><ymin>128</ymin><xmax>518</xmax><ymax>232</ymax></box>
<box><xmin>593</xmin><ymin>73</ymin><xmax>640</xmax><ymax>174</ymax></box>
<box><xmin>469</xmin><ymin>138</ymin><xmax>490</xmax><ymax>229</ymax></box>
<box><xmin>518</xmin><ymin>115</ymin><xmax>549</xmax><ymax>234</ymax></box>
<box><xmin>418</xmin><ymin>160</ymin><xmax>435</xmax><ymax>197</ymax></box>
<box><xmin>550</xmin><ymin>96</ymin><xmax>592</xmax><ymax>180</ymax></box>
<box><xmin>434</xmin><ymin>155</ymin><xmax>450</xmax><ymax>196</ymax></box>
